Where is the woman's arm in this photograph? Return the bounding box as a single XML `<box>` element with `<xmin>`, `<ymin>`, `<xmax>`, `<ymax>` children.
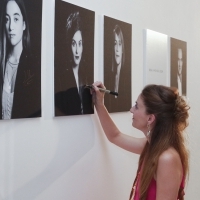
<box><xmin>92</xmin><ymin>81</ymin><xmax>147</xmax><ymax>154</ymax></box>
<box><xmin>156</xmin><ymin>148</ymin><xmax>183</xmax><ymax>200</ymax></box>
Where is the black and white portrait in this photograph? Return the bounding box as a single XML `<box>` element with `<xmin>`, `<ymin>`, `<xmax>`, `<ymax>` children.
<box><xmin>104</xmin><ymin>16</ymin><xmax>132</xmax><ymax>113</ymax></box>
<box><xmin>170</xmin><ymin>38</ymin><xmax>187</xmax><ymax>96</ymax></box>
<box><xmin>54</xmin><ymin>1</ymin><xmax>94</xmax><ymax>116</ymax></box>
<box><xmin>0</xmin><ymin>0</ymin><xmax>42</xmax><ymax>119</ymax></box>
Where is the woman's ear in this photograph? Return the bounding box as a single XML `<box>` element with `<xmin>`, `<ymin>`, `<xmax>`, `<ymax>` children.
<box><xmin>147</xmin><ymin>114</ymin><xmax>156</xmax><ymax>125</ymax></box>
<box><xmin>23</xmin><ymin>21</ymin><xmax>26</xmax><ymax>31</ymax></box>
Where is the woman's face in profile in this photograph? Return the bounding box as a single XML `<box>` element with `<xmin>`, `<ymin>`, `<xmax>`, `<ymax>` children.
<box><xmin>5</xmin><ymin>1</ymin><xmax>25</xmax><ymax>47</ymax></box>
<box><xmin>114</xmin><ymin>33</ymin><xmax>123</xmax><ymax>65</ymax></box>
<box><xmin>71</xmin><ymin>30</ymin><xmax>83</xmax><ymax>66</ymax></box>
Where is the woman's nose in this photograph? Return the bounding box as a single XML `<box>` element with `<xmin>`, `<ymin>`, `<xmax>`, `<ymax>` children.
<box><xmin>130</xmin><ymin>106</ymin><xmax>134</xmax><ymax>113</ymax></box>
<box><xmin>75</xmin><ymin>45</ymin><xmax>79</xmax><ymax>54</ymax></box>
<box><xmin>116</xmin><ymin>44</ymin><xmax>119</xmax><ymax>51</ymax></box>
<box><xmin>9</xmin><ymin>20</ymin><xmax>14</xmax><ymax>31</ymax></box>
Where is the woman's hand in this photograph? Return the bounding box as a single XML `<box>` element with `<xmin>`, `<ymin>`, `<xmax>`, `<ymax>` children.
<box><xmin>91</xmin><ymin>81</ymin><xmax>106</xmax><ymax>108</ymax></box>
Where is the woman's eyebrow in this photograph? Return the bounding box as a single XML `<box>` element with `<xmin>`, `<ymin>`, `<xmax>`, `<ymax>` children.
<box><xmin>72</xmin><ymin>39</ymin><xmax>82</xmax><ymax>42</ymax></box>
<box><xmin>6</xmin><ymin>13</ymin><xmax>21</xmax><ymax>17</ymax></box>
<box><xmin>13</xmin><ymin>13</ymin><xmax>21</xmax><ymax>16</ymax></box>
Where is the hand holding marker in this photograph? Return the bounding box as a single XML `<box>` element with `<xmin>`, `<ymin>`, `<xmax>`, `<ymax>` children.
<box><xmin>85</xmin><ymin>85</ymin><xmax>119</xmax><ymax>96</ymax></box>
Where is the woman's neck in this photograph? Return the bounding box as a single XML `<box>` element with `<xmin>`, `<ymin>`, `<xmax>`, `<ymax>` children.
<box><xmin>72</xmin><ymin>64</ymin><xmax>80</xmax><ymax>89</ymax></box>
<box><xmin>116</xmin><ymin>63</ymin><xmax>121</xmax><ymax>75</ymax></box>
<box><xmin>9</xmin><ymin>41</ymin><xmax>23</xmax><ymax>64</ymax></box>
<box><xmin>72</xmin><ymin>64</ymin><xmax>79</xmax><ymax>74</ymax></box>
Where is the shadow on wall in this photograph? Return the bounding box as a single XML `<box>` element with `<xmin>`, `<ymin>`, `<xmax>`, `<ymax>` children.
<box><xmin>4</xmin><ymin>116</ymin><xmax>95</xmax><ymax>200</ymax></box>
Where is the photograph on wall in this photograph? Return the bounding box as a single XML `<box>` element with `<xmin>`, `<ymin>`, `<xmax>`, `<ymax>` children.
<box><xmin>170</xmin><ymin>38</ymin><xmax>187</xmax><ymax>96</ymax></box>
<box><xmin>0</xmin><ymin>0</ymin><xmax>42</xmax><ymax>120</ymax></box>
<box><xmin>104</xmin><ymin>16</ymin><xmax>132</xmax><ymax>113</ymax></box>
<box><xmin>54</xmin><ymin>0</ymin><xmax>95</xmax><ymax>116</ymax></box>
<box><xmin>144</xmin><ymin>29</ymin><xmax>168</xmax><ymax>87</ymax></box>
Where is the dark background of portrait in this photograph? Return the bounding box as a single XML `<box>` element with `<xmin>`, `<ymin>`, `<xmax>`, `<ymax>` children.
<box><xmin>24</xmin><ymin>0</ymin><xmax>42</xmax><ymax>65</ymax></box>
<box><xmin>54</xmin><ymin>0</ymin><xmax>95</xmax><ymax>116</ymax></box>
<box><xmin>0</xmin><ymin>0</ymin><xmax>42</xmax><ymax>118</ymax></box>
<box><xmin>22</xmin><ymin>0</ymin><xmax>42</xmax><ymax>117</ymax></box>
<box><xmin>104</xmin><ymin>16</ymin><xmax>132</xmax><ymax>113</ymax></box>
<box><xmin>170</xmin><ymin>38</ymin><xmax>187</xmax><ymax>96</ymax></box>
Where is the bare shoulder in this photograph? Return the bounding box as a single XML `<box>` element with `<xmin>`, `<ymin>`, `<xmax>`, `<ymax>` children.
<box><xmin>156</xmin><ymin>148</ymin><xmax>183</xmax><ymax>199</ymax></box>
<box><xmin>157</xmin><ymin>147</ymin><xmax>182</xmax><ymax>181</ymax></box>
<box><xmin>158</xmin><ymin>147</ymin><xmax>182</xmax><ymax>167</ymax></box>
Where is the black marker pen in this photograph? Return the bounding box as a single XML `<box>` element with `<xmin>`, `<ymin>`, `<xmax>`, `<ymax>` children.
<box><xmin>85</xmin><ymin>85</ymin><xmax>118</xmax><ymax>96</ymax></box>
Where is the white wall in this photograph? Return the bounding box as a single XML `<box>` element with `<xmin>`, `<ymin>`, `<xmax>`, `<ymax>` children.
<box><xmin>0</xmin><ymin>0</ymin><xmax>200</xmax><ymax>199</ymax></box>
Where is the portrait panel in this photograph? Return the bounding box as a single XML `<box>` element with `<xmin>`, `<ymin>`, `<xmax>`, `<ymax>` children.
<box><xmin>0</xmin><ymin>0</ymin><xmax>42</xmax><ymax>119</ymax></box>
<box><xmin>170</xmin><ymin>38</ymin><xmax>187</xmax><ymax>96</ymax></box>
<box><xmin>104</xmin><ymin>16</ymin><xmax>132</xmax><ymax>113</ymax></box>
<box><xmin>54</xmin><ymin>1</ymin><xmax>95</xmax><ymax>116</ymax></box>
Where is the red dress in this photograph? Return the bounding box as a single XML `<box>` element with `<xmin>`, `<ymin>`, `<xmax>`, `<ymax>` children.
<box><xmin>130</xmin><ymin>172</ymin><xmax>185</xmax><ymax>200</ymax></box>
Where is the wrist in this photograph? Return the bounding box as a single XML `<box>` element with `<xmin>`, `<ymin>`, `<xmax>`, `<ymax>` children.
<box><xmin>95</xmin><ymin>103</ymin><xmax>105</xmax><ymax>111</ymax></box>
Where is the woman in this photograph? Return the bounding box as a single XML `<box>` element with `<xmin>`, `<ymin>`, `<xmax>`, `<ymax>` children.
<box><xmin>91</xmin><ymin>81</ymin><xmax>190</xmax><ymax>200</ymax></box>
<box><xmin>104</xmin><ymin>24</ymin><xmax>131</xmax><ymax>113</ymax></box>
<box><xmin>0</xmin><ymin>0</ymin><xmax>41</xmax><ymax>119</ymax></box>
<box><xmin>55</xmin><ymin>11</ymin><xmax>93</xmax><ymax>116</ymax></box>
<box><xmin>112</xmin><ymin>24</ymin><xmax>125</xmax><ymax>95</ymax></box>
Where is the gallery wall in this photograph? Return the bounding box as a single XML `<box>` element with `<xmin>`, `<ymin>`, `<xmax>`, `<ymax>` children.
<box><xmin>0</xmin><ymin>0</ymin><xmax>200</xmax><ymax>199</ymax></box>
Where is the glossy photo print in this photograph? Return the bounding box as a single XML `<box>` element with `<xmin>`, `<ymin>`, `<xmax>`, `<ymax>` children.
<box><xmin>170</xmin><ymin>38</ymin><xmax>187</xmax><ymax>96</ymax></box>
<box><xmin>104</xmin><ymin>16</ymin><xmax>132</xmax><ymax>113</ymax></box>
<box><xmin>0</xmin><ymin>0</ymin><xmax>42</xmax><ymax>119</ymax></box>
<box><xmin>54</xmin><ymin>0</ymin><xmax>95</xmax><ymax>116</ymax></box>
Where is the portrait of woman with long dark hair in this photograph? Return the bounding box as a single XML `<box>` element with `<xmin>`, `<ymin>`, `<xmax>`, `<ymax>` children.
<box><xmin>0</xmin><ymin>0</ymin><xmax>41</xmax><ymax>119</ymax></box>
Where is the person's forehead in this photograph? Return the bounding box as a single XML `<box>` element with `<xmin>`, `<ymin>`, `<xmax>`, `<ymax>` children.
<box><xmin>6</xmin><ymin>1</ymin><xmax>20</xmax><ymax>12</ymax></box>
<box><xmin>137</xmin><ymin>95</ymin><xmax>145</xmax><ymax>107</ymax></box>
<box><xmin>115</xmin><ymin>33</ymin><xmax>121</xmax><ymax>40</ymax></box>
<box><xmin>72</xmin><ymin>30</ymin><xmax>82</xmax><ymax>39</ymax></box>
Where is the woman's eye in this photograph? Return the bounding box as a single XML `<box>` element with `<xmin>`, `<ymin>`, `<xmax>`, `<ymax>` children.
<box><xmin>14</xmin><ymin>17</ymin><xmax>19</xmax><ymax>22</ymax></box>
<box><xmin>5</xmin><ymin>17</ymin><xmax>9</xmax><ymax>24</ymax></box>
<box><xmin>79</xmin><ymin>41</ymin><xmax>82</xmax><ymax>47</ymax></box>
<box><xmin>72</xmin><ymin>41</ymin><xmax>75</xmax><ymax>47</ymax></box>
